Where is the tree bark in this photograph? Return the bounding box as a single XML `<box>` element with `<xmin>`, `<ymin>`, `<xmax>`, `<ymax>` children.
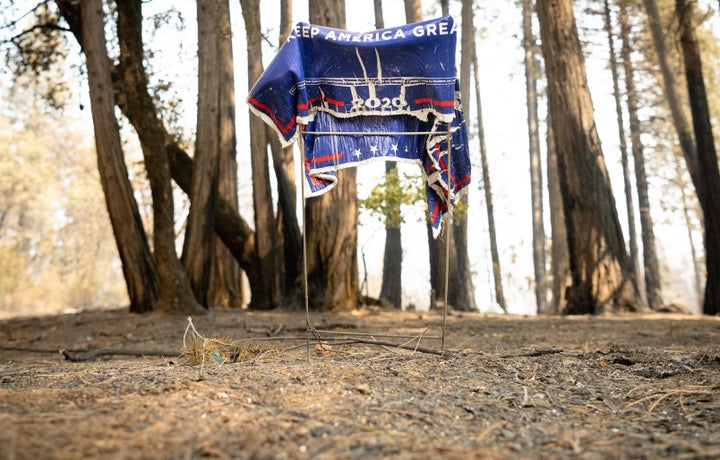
<box><xmin>305</xmin><ymin>0</ymin><xmax>359</xmax><ymax>312</ymax></box>
<box><xmin>674</xmin><ymin>155</ymin><xmax>704</xmax><ymax>305</ymax></box>
<box><xmin>641</xmin><ymin>0</ymin><xmax>699</xmax><ymax>184</ymax></box>
<box><xmin>546</xmin><ymin>111</ymin><xmax>569</xmax><ymax>314</ymax></box>
<box><xmin>280</xmin><ymin>0</ymin><xmax>293</xmax><ymax>42</ymax></box>
<box><xmin>440</xmin><ymin>0</ymin><xmax>449</xmax><ymax>16</ymax></box>
<box><xmin>404</xmin><ymin>0</ymin><xmax>423</xmax><ymax>24</ymax></box>
<box><xmin>375</xmin><ymin>0</ymin><xmax>403</xmax><ymax>310</ymax></box>
<box><xmin>80</xmin><ymin>0</ymin><xmax>158</xmax><ymax>313</ymax></box>
<box><xmin>55</xmin><ymin>0</ymin><xmax>259</xmax><ymax>307</ymax></box>
<box><xmin>427</xmin><ymin>222</ymin><xmax>460</xmax><ymax>310</ymax></box>
<box><xmin>676</xmin><ymin>0</ymin><xmax>720</xmax><ymax>315</ymax></box>
<box><xmin>208</xmin><ymin>0</ymin><xmax>243</xmax><ymax>308</ymax></box>
<box><xmin>452</xmin><ymin>0</ymin><xmax>477</xmax><ymax>312</ymax></box>
<box><xmin>270</xmin><ymin>0</ymin><xmax>300</xmax><ymax>299</ymax></box>
<box><xmin>537</xmin><ymin>0</ymin><xmax>644</xmax><ymax>314</ymax></box>
<box><xmin>267</xmin><ymin>132</ymin><xmax>302</xmax><ymax>299</ymax></box>
<box><xmin>167</xmin><ymin>142</ymin><xmax>260</xmax><ymax>288</ymax></box>
<box><xmin>523</xmin><ymin>0</ymin><xmax>547</xmax><ymax>314</ymax></box>
<box><xmin>182</xmin><ymin>0</ymin><xmax>222</xmax><ymax>308</ymax></box>
<box><xmin>240</xmin><ymin>0</ymin><xmax>280</xmax><ymax>309</ymax></box>
<box><xmin>604</xmin><ymin>0</ymin><xmax>644</xmax><ymax>303</ymax></box>
<box><xmin>619</xmin><ymin>0</ymin><xmax>664</xmax><ymax>311</ymax></box>
<box><xmin>115</xmin><ymin>0</ymin><xmax>205</xmax><ymax>315</ymax></box>
<box><xmin>404</xmin><ymin>0</ymin><xmax>470</xmax><ymax>312</ymax></box>
<box><xmin>473</xmin><ymin>49</ymin><xmax>505</xmax><ymax>313</ymax></box>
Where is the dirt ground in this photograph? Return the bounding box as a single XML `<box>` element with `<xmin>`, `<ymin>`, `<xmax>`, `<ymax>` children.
<box><xmin>0</xmin><ymin>307</ymin><xmax>719</xmax><ymax>459</ymax></box>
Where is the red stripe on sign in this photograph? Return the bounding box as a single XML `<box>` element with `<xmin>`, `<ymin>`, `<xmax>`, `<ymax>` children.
<box><xmin>414</xmin><ymin>98</ymin><xmax>455</xmax><ymax>107</ymax></box>
<box><xmin>307</xmin><ymin>96</ymin><xmax>345</xmax><ymax>107</ymax></box>
<box><xmin>455</xmin><ymin>174</ymin><xmax>471</xmax><ymax>188</ymax></box>
<box><xmin>324</xmin><ymin>97</ymin><xmax>344</xmax><ymax>107</ymax></box>
<box><xmin>248</xmin><ymin>95</ymin><xmax>296</xmax><ymax>134</ymax></box>
<box><xmin>304</xmin><ymin>156</ymin><xmax>322</xmax><ymax>186</ymax></box>
<box><xmin>312</xmin><ymin>153</ymin><xmax>343</xmax><ymax>163</ymax></box>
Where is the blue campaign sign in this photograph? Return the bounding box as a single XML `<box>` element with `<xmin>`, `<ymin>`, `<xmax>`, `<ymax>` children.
<box><xmin>247</xmin><ymin>16</ymin><xmax>470</xmax><ymax>237</ymax></box>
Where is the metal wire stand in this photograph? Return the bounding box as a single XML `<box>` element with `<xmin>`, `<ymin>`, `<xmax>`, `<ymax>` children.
<box><xmin>298</xmin><ymin>124</ymin><xmax>455</xmax><ymax>358</ymax></box>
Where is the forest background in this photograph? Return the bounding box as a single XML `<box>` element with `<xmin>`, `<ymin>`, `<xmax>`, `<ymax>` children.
<box><xmin>1</xmin><ymin>0</ymin><xmax>719</xmax><ymax>318</ymax></box>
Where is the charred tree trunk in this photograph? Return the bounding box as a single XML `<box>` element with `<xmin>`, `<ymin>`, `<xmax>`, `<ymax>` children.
<box><xmin>115</xmin><ymin>0</ymin><xmax>204</xmax><ymax>315</ymax></box>
<box><xmin>676</xmin><ymin>0</ymin><xmax>720</xmax><ymax>315</ymax></box>
<box><xmin>81</xmin><ymin>0</ymin><xmax>158</xmax><ymax>313</ymax></box>
<box><xmin>537</xmin><ymin>0</ymin><xmax>644</xmax><ymax>314</ymax></box>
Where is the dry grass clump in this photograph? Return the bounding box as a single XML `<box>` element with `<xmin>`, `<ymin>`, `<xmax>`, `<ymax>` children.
<box><xmin>181</xmin><ymin>317</ymin><xmax>278</xmax><ymax>365</ymax></box>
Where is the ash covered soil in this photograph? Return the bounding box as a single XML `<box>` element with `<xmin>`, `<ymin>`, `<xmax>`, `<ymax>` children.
<box><xmin>1</xmin><ymin>308</ymin><xmax>719</xmax><ymax>459</ymax></box>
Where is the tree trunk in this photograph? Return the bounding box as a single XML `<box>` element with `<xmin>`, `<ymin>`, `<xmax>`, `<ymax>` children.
<box><xmin>641</xmin><ymin>0</ymin><xmax>699</xmax><ymax>184</ymax></box>
<box><xmin>619</xmin><ymin>1</ymin><xmax>664</xmax><ymax>311</ymax></box>
<box><xmin>304</xmin><ymin>0</ymin><xmax>359</xmax><ymax>312</ymax></box>
<box><xmin>604</xmin><ymin>0</ymin><xmax>644</xmax><ymax>303</ymax></box>
<box><xmin>427</xmin><ymin>222</ymin><xmax>460</xmax><ymax>310</ymax></box>
<box><xmin>208</xmin><ymin>0</ymin><xmax>243</xmax><ymax>308</ymax></box>
<box><xmin>55</xmin><ymin>0</ymin><xmax>260</xmax><ymax>307</ymax></box>
<box><xmin>452</xmin><ymin>0</ymin><xmax>477</xmax><ymax>312</ymax></box>
<box><xmin>80</xmin><ymin>0</ymin><xmax>158</xmax><ymax>313</ymax></box>
<box><xmin>537</xmin><ymin>0</ymin><xmax>644</xmax><ymax>314</ymax></box>
<box><xmin>473</xmin><ymin>49</ymin><xmax>505</xmax><ymax>313</ymax></box>
<box><xmin>280</xmin><ymin>0</ymin><xmax>293</xmax><ymax>42</ymax></box>
<box><xmin>240</xmin><ymin>0</ymin><xmax>280</xmax><ymax>309</ymax></box>
<box><xmin>676</xmin><ymin>0</ymin><xmax>720</xmax><ymax>315</ymax></box>
<box><xmin>546</xmin><ymin>111</ymin><xmax>569</xmax><ymax>314</ymax></box>
<box><xmin>405</xmin><ymin>1</ymin><xmax>437</xmax><ymax>311</ymax></box>
<box><xmin>522</xmin><ymin>0</ymin><xmax>547</xmax><ymax>314</ymax></box>
<box><xmin>674</xmin><ymin>155</ymin><xmax>704</xmax><ymax>305</ymax></box>
<box><xmin>182</xmin><ymin>0</ymin><xmax>222</xmax><ymax>308</ymax></box>
<box><xmin>376</xmin><ymin>0</ymin><xmax>403</xmax><ymax>310</ymax></box>
<box><xmin>115</xmin><ymin>0</ymin><xmax>204</xmax><ymax>315</ymax></box>
<box><xmin>405</xmin><ymin>0</ymin><xmax>474</xmax><ymax>309</ymax></box>
<box><xmin>270</xmin><ymin>0</ymin><xmax>300</xmax><ymax>299</ymax></box>
<box><xmin>404</xmin><ymin>0</ymin><xmax>423</xmax><ymax>23</ymax></box>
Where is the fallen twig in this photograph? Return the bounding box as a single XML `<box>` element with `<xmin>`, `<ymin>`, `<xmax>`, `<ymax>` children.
<box><xmin>0</xmin><ymin>346</ymin><xmax>63</xmax><ymax>355</ymax></box>
<box><xmin>0</xmin><ymin>346</ymin><xmax>176</xmax><ymax>361</ymax></box>
<box><xmin>500</xmin><ymin>346</ymin><xmax>564</xmax><ymax>358</ymax></box>
<box><xmin>624</xmin><ymin>385</ymin><xmax>714</xmax><ymax>415</ymax></box>
<box><xmin>62</xmin><ymin>348</ymin><xmax>178</xmax><ymax>362</ymax></box>
<box><xmin>329</xmin><ymin>337</ymin><xmax>452</xmax><ymax>356</ymax></box>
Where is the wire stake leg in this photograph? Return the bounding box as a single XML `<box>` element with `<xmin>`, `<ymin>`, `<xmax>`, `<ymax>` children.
<box><xmin>299</xmin><ymin>127</ymin><xmax>312</xmax><ymax>361</ymax></box>
<box><xmin>441</xmin><ymin>122</ymin><xmax>452</xmax><ymax>354</ymax></box>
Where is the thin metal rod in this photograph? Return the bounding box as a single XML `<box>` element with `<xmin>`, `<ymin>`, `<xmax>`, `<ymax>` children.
<box><xmin>299</xmin><ymin>128</ymin><xmax>311</xmax><ymax>361</ymax></box>
<box><xmin>441</xmin><ymin>123</ymin><xmax>452</xmax><ymax>354</ymax></box>
<box><xmin>312</xmin><ymin>329</ymin><xmax>443</xmax><ymax>340</ymax></box>
<box><xmin>301</xmin><ymin>130</ymin><xmax>441</xmax><ymax>136</ymax></box>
